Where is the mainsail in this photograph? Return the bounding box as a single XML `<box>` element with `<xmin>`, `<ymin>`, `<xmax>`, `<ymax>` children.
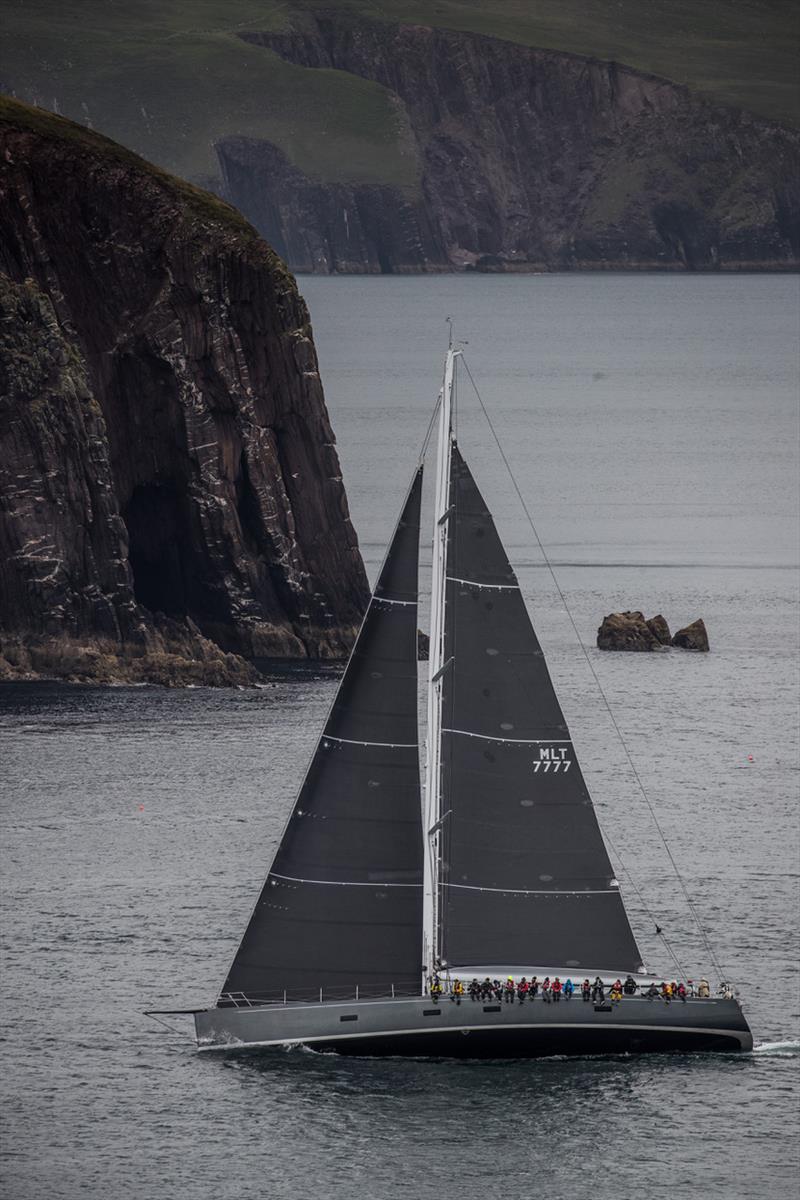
<box><xmin>221</xmin><ymin>468</ymin><xmax>424</xmax><ymax>1002</ymax></box>
<box><xmin>437</xmin><ymin>446</ymin><xmax>644</xmax><ymax>973</ymax></box>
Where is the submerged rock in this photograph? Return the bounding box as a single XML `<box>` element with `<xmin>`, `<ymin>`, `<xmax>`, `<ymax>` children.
<box><xmin>0</xmin><ymin>97</ymin><xmax>370</xmax><ymax>685</ymax></box>
<box><xmin>672</xmin><ymin>619</ymin><xmax>710</xmax><ymax>652</ymax></box>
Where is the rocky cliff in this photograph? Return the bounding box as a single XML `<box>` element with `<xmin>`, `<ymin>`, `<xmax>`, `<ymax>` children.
<box><xmin>226</xmin><ymin>14</ymin><xmax>800</xmax><ymax>273</ymax></box>
<box><xmin>0</xmin><ymin>97</ymin><xmax>369</xmax><ymax>684</ymax></box>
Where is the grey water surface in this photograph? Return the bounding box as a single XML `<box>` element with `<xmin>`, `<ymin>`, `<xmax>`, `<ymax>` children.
<box><xmin>2</xmin><ymin>275</ymin><xmax>798</xmax><ymax>1198</ymax></box>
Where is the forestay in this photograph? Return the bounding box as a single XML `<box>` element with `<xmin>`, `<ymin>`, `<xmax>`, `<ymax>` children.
<box><xmin>221</xmin><ymin>468</ymin><xmax>424</xmax><ymax>1002</ymax></box>
<box><xmin>438</xmin><ymin>447</ymin><xmax>644</xmax><ymax>973</ymax></box>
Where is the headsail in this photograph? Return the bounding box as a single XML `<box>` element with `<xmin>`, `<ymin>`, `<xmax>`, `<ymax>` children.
<box><xmin>437</xmin><ymin>446</ymin><xmax>644</xmax><ymax>973</ymax></box>
<box><xmin>221</xmin><ymin>468</ymin><xmax>424</xmax><ymax>1002</ymax></box>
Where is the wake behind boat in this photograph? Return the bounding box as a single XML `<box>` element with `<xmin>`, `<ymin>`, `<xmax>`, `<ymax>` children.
<box><xmin>159</xmin><ymin>345</ymin><xmax>752</xmax><ymax>1057</ymax></box>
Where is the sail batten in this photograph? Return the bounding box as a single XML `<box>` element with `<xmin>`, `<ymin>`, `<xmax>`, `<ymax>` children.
<box><xmin>438</xmin><ymin>445</ymin><xmax>643</xmax><ymax>973</ymax></box>
<box><xmin>220</xmin><ymin>467</ymin><xmax>425</xmax><ymax>1002</ymax></box>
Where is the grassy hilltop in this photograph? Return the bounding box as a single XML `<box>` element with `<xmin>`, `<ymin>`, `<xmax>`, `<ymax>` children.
<box><xmin>3</xmin><ymin>0</ymin><xmax>798</xmax><ymax>189</ymax></box>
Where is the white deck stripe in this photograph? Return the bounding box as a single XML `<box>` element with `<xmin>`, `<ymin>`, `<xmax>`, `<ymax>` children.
<box><xmin>445</xmin><ymin>883</ymin><xmax>617</xmax><ymax>895</ymax></box>
<box><xmin>270</xmin><ymin>872</ymin><xmax>422</xmax><ymax>888</ymax></box>
<box><xmin>322</xmin><ymin>735</ymin><xmax>417</xmax><ymax>749</ymax></box>
<box><xmin>442</xmin><ymin>728</ymin><xmax>571</xmax><ymax>745</ymax></box>
<box><xmin>448</xmin><ymin>576</ymin><xmax>519</xmax><ymax>591</ymax></box>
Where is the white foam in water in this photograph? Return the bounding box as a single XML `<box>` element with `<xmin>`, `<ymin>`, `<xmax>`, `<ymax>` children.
<box><xmin>751</xmin><ymin>1040</ymin><xmax>800</xmax><ymax>1057</ymax></box>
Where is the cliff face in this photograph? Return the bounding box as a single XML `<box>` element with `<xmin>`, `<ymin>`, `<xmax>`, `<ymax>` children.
<box><xmin>227</xmin><ymin>16</ymin><xmax>800</xmax><ymax>273</ymax></box>
<box><xmin>0</xmin><ymin>97</ymin><xmax>369</xmax><ymax>682</ymax></box>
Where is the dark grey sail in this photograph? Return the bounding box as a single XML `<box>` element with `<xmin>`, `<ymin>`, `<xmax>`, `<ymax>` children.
<box><xmin>439</xmin><ymin>447</ymin><xmax>643</xmax><ymax>973</ymax></box>
<box><xmin>221</xmin><ymin>468</ymin><xmax>424</xmax><ymax>1003</ymax></box>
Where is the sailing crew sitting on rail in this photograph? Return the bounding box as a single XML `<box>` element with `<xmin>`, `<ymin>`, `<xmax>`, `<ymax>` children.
<box><xmin>541</xmin><ymin>977</ymin><xmax>552</xmax><ymax>1003</ymax></box>
<box><xmin>563</xmin><ymin>978</ymin><xmax>574</xmax><ymax>1000</ymax></box>
<box><xmin>469</xmin><ymin>978</ymin><xmax>481</xmax><ymax>1001</ymax></box>
<box><xmin>529</xmin><ymin>976</ymin><xmax>539</xmax><ymax>999</ymax></box>
<box><xmin>493</xmin><ymin>979</ymin><xmax>504</xmax><ymax>1001</ymax></box>
<box><xmin>481</xmin><ymin>977</ymin><xmax>493</xmax><ymax>1000</ymax></box>
<box><xmin>592</xmin><ymin>976</ymin><xmax>605</xmax><ymax>1001</ymax></box>
<box><xmin>430</xmin><ymin>974</ymin><xmax>443</xmax><ymax>1003</ymax></box>
<box><xmin>552</xmin><ymin>977</ymin><xmax>563</xmax><ymax>1002</ymax></box>
<box><xmin>610</xmin><ymin>981</ymin><xmax>623</xmax><ymax>1003</ymax></box>
<box><xmin>697</xmin><ymin>978</ymin><xmax>710</xmax><ymax>998</ymax></box>
<box><xmin>676</xmin><ymin>982</ymin><xmax>687</xmax><ymax>1003</ymax></box>
<box><xmin>646</xmin><ymin>982</ymin><xmax>660</xmax><ymax>1000</ymax></box>
<box><xmin>451</xmin><ymin>979</ymin><xmax>464</xmax><ymax>1005</ymax></box>
<box><xmin>581</xmin><ymin>979</ymin><xmax>591</xmax><ymax>1001</ymax></box>
<box><xmin>517</xmin><ymin>977</ymin><xmax>529</xmax><ymax>1003</ymax></box>
<box><xmin>623</xmin><ymin>975</ymin><xmax>638</xmax><ymax>995</ymax></box>
<box><xmin>661</xmin><ymin>982</ymin><xmax>672</xmax><ymax>1003</ymax></box>
<box><xmin>504</xmin><ymin>977</ymin><xmax>516</xmax><ymax>1003</ymax></box>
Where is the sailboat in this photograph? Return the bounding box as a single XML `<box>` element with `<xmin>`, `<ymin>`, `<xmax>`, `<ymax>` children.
<box><xmin>185</xmin><ymin>347</ymin><xmax>752</xmax><ymax>1057</ymax></box>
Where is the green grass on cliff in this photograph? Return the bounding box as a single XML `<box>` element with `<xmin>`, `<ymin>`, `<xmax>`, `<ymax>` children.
<box><xmin>2</xmin><ymin>0</ymin><xmax>798</xmax><ymax>191</ymax></box>
<box><xmin>1</xmin><ymin>0</ymin><xmax>416</xmax><ymax>187</ymax></box>
<box><xmin>0</xmin><ymin>94</ymin><xmax>273</xmax><ymax>246</ymax></box>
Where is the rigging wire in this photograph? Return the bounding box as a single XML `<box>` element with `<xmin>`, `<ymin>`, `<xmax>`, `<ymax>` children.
<box><xmin>460</xmin><ymin>356</ymin><xmax>725</xmax><ymax>982</ymax></box>
<box><xmin>598</xmin><ymin>829</ymin><xmax>686</xmax><ymax>979</ymax></box>
<box><xmin>417</xmin><ymin>391</ymin><xmax>442</xmax><ymax>465</ymax></box>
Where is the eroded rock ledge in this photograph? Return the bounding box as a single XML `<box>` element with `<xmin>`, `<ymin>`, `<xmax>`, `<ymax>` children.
<box><xmin>0</xmin><ymin>97</ymin><xmax>369</xmax><ymax>685</ymax></box>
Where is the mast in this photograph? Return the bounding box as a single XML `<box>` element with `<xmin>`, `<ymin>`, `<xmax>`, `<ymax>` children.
<box><xmin>423</xmin><ymin>345</ymin><xmax>458</xmax><ymax>986</ymax></box>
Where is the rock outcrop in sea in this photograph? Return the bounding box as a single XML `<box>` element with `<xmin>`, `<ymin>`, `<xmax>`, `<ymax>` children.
<box><xmin>597</xmin><ymin>612</ymin><xmax>710</xmax><ymax>652</ymax></box>
<box><xmin>597</xmin><ymin>612</ymin><xmax>667</xmax><ymax>652</ymax></box>
<box><xmin>226</xmin><ymin>14</ymin><xmax>800</xmax><ymax>274</ymax></box>
<box><xmin>672</xmin><ymin>619</ymin><xmax>710</xmax><ymax>652</ymax></box>
<box><xmin>0</xmin><ymin>97</ymin><xmax>369</xmax><ymax>685</ymax></box>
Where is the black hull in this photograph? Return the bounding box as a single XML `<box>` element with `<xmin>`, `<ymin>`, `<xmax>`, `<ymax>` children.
<box><xmin>312</xmin><ymin>1025</ymin><xmax>743</xmax><ymax>1058</ymax></box>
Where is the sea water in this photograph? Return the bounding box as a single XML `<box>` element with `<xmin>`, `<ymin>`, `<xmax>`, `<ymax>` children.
<box><xmin>1</xmin><ymin>275</ymin><xmax>798</xmax><ymax>1198</ymax></box>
